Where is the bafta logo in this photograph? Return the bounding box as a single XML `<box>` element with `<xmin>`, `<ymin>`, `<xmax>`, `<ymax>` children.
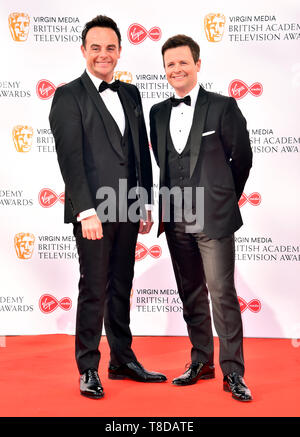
<box><xmin>14</xmin><ymin>233</ymin><xmax>35</xmax><ymax>259</ymax></box>
<box><xmin>204</xmin><ymin>13</ymin><xmax>226</xmax><ymax>42</ymax></box>
<box><xmin>12</xmin><ymin>125</ymin><xmax>33</xmax><ymax>152</ymax></box>
<box><xmin>8</xmin><ymin>13</ymin><xmax>30</xmax><ymax>42</ymax></box>
<box><xmin>114</xmin><ymin>71</ymin><xmax>133</xmax><ymax>84</ymax></box>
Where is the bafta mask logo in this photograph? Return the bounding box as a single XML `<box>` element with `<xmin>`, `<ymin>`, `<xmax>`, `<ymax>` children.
<box><xmin>114</xmin><ymin>71</ymin><xmax>133</xmax><ymax>84</ymax></box>
<box><xmin>8</xmin><ymin>13</ymin><xmax>30</xmax><ymax>42</ymax></box>
<box><xmin>12</xmin><ymin>125</ymin><xmax>33</xmax><ymax>152</ymax></box>
<box><xmin>14</xmin><ymin>232</ymin><xmax>35</xmax><ymax>259</ymax></box>
<box><xmin>204</xmin><ymin>13</ymin><xmax>226</xmax><ymax>42</ymax></box>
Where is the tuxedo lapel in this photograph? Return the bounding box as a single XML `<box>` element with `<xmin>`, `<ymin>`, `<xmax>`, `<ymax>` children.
<box><xmin>156</xmin><ymin>99</ymin><xmax>172</xmax><ymax>184</ymax></box>
<box><xmin>189</xmin><ymin>87</ymin><xmax>209</xmax><ymax>178</ymax></box>
<box><xmin>80</xmin><ymin>71</ymin><xmax>124</xmax><ymax>160</ymax></box>
<box><xmin>117</xmin><ymin>85</ymin><xmax>140</xmax><ymax>159</ymax></box>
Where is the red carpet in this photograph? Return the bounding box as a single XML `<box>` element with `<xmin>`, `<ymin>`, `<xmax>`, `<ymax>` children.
<box><xmin>0</xmin><ymin>335</ymin><xmax>299</xmax><ymax>418</ymax></box>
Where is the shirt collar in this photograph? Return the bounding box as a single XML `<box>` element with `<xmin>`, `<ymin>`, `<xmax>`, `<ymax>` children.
<box><xmin>85</xmin><ymin>69</ymin><xmax>114</xmax><ymax>91</ymax></box>
<box><xmin>174</xmin><ymin>83</ymin><xmax>200</xmax><ymax>108</ymax></box>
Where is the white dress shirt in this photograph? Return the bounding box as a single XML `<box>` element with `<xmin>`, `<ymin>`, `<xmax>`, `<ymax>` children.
<box><xmin>169</xmin><ymin>84</ymin><xmax>200</xmax><ymax>153</ymax></box>
<box><xmin>86</xmin><ymin>69</ymin><xmax>126</xmax><ymax>136</ymax></box>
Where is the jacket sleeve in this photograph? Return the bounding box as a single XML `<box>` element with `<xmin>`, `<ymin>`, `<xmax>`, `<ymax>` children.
<box><xmin>220</xmin><ymin>97</ymin><xmax>253</xmax><ymax>200</ymax></box>
<box><xmin>49</xmin><ymin>85</ymin><xmax>95</xmax><ymax>217</ymax></box>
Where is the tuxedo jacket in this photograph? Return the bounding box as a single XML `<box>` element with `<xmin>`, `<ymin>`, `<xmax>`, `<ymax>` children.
<box><xmin>49</xmin><ymin>71</ymin><xmax>152</xmax><ymax>223</ymax></box>
<box><xmin>150</xmin><ymin>86</ymin><xmax>252</xmax><ymax>239</ymax></box>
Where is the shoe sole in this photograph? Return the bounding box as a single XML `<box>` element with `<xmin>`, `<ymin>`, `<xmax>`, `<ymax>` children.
<box><xmin>108</xmin><ymin>373</ymin><xmax>166</xmax><ymax>382</ymax></box>
<box><xmin>223</xmin><ymin>383</ymin><xmax>252</xmax><ymax>402</ymax></box>
<box><xmin>80</xmin><ymin>391</ymin><xmax>104</xmax><ymax>399</ymax></box>
<box><xmin>172</xmin><ymin>372</ymin><xmax>215</xmax><ymax>386</ymax></box>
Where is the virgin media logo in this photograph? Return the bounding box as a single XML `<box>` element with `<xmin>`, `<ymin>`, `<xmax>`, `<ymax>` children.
<box><xmin>39</xmin><ymin>294</ymin><xmax>72</xmax><ymax>314</ymax></box>
<box><xmin>228</xmin><ymin>79</ymin><xmax>263</xmax><ymax>99</ymax></box>
<box><xmin>128</xmin><ymin>23</ymin><xmax>162</xmax><ymax>45</ymax></box>
<box><xmin>239</xmin><ymin>192</ymin><xmax>261</xmax><ymax>207</ymax></box>
<box><xmin>238</xmin><ymin>297</ymin><xmax>261</xmax><ymax>313</ymax></box>
<box><xmin>135</xmin><ymin>242</ymin><xmax>162</xmax><ymax>261</ymax></box>
<box><xmin>36</xmin><ymin>79</ymin><xmax>65</xmax><ymax>100</ymax></box>
<box><xmin>38</xmin><ymin>188</ymin><xmax>64</xmax><ymax>208</ymax></box>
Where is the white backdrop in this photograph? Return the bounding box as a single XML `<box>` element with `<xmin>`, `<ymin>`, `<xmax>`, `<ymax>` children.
<box><xmin>1</xmin><ymin>0</ymin><xmax>299</xmax><ymax>339</ymax></box>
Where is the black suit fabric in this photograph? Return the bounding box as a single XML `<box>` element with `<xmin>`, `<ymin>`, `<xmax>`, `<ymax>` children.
<box><xmin>50</xmin><ymin>71</ymin><xmax>152</xmax><ymax>223</ymax></box>
<box><xmin>150</xmin><ymin>86</ymin><xmax>252</xmax><ymax>239</ymax></box>
<box><xmin>49</xmin><ymin>72</ymin><xmax>152</xmax><ymax>373</ymax></box>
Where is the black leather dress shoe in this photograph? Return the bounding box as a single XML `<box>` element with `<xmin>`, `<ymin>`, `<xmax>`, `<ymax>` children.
<box><xmin>80</xmin><ymin>368</ymin><xmax>104</xmax><ymax>399</ymax></box>
<box><xmin>223</xmin><ymin>372</ymin><xmax>252</xmax><ymax>401</ymax></box>
<box><xmin>108</xmin><ymin>361</ymin><xmax>167</xmax><ymax>382</ymax></box>
<box><xmin>172</xmin><ymin>362</ymin><xmax>215</xmax><ymax>386</ymax></box>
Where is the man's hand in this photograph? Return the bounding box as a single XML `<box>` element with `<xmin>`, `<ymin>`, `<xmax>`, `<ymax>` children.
<box><xmin>81</xmin><ymin>214</ymin><xmax>103</xmax><ymax>240</ymax></box>
<box><xmin>139</xmin><ymin>210</ymin><xmax>153</xmax><ymax>235</ymax></box>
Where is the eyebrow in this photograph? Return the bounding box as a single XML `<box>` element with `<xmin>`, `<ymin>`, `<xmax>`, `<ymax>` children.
<box><xmin>166</xmin><ymin>60</ymin><xmax>188</xmax><ymax>65</ymax></box>
<box><xmin>90</xmin><ymin>43</ymin><xmax>117</xmax><ymax>49</ymax></box>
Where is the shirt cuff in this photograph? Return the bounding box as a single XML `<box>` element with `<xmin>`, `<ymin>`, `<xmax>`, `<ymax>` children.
<box><xmin>77</xmin><ymin>208</ymin><xmax>97</xmax><ymax>221</ymax></box>
<box><xmin>144</xmin><ymin>204</ymin><xmax>153</xmax><ymax>211</ymax></box>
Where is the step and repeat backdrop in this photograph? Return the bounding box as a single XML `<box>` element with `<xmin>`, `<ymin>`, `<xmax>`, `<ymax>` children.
<box><xmin>1</xmin><ymin>0</ymin><xmax>299</xmax><ymax>339</ymax></box>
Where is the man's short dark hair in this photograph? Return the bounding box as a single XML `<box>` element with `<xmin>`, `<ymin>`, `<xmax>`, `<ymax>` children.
<box><xmin>81</xmin><ymin>15</ymin><xmax>121</xmax><ymax>48</ymax></box>
<box><xmin>161</xmin><ymin>34</ymin><xmax>200</xmax><ymax>64</ymax></box>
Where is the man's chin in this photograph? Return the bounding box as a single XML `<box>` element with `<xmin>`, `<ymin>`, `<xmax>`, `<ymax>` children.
<box><xmin>93</xmin><ymin>70</ymin><xmax>113</xmax><ymax>81</ymax></box>
<box><xmin>172</xmin><ymin>84</ymin><xmax>188</xmax><ymax>95</ymax></box>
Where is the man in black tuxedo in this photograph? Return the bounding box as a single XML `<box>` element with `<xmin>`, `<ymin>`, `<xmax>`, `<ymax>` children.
<box><xmin>49</xmin><ymin>15</ymin><xmax>166</xmax><ymax>399</ymax></box>
<box><xmin>150</xmin><ymin>35</ymin><xmax>253</xmax><ymax>401</ymax></box>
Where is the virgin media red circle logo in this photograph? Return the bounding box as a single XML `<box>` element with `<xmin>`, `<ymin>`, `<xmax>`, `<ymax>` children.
<box><xmin>228</xmin><ymin>79</ymin><xmax>263</xmax><ymax>99</ymax></box>
<box><xmin>128</xmin><ymin>23</ymin><xmax>162</xmax><ymax>45</ymax></box>
<box><xmin>39</xmin><ymin>294</ymin><xmax>72</xmax><ymax>314</ymax></box>
<box><xmin>238</xmin><ymin>192</ymin><xmax>261</xmax><ymax>207</ymax></box>
<box><xmin>36</xmin><ymin>79</ymin><xmax>65</xmax><ymax>100</ymax></box>
<box><xmin>135</xmin><ymin>242</ymin><xmax>162</xmax><ymax>261</ymax></box>
<box><xmin>38</xmin><ymin>188</ymin><xmax>64</xmax><ymax>208</ymax></box>
<box><xmin>238</xmin><ymin>296</ymin><xmax>261</xmax><ymax>313</ymax></box>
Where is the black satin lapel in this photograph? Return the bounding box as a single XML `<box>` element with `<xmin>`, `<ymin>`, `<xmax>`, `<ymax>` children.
<box><xmin>156</xmin><ymin>100</ymin><xmax>172</xmax><ymax>184</ymax></box>
<box><xmin>80</xmin><ymin>72</ymin><xmax>124</xmax><ymax>160</ymax></box>
<box><xmin>117</xmin><ymin>86</ymin><xmax>140</xmax><ymax>155</ymax></box>
<box><xmin>190</xmin><ymin>87</ymin><xmax>209</xmax><ymax>178</ymax></box>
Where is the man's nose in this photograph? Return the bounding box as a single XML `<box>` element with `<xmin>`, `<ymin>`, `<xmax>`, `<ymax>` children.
<box><xmin>97</xmin><ymin>49</ymin><xmax>108</xmax><ymax>57</ymax></box>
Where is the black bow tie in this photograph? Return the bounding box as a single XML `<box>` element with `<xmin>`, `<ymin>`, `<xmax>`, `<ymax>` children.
<box><xmin>170</xmin><ymin>95</ymin><xmax>191</xmax><ymax>107</ymax></box>
<box><xmin>99</xmin><ymin>80</ymin><xmax>120</xmax><ymax>93</ymax></box>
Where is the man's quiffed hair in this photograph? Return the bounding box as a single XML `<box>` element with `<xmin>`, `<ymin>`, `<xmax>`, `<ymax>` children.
<box><xmin>161</xmin><ymin>34</ymin><xmax>200</xmax><ymax>64</ymax></box>
<box><xmin>81</xmin><ymin>15</ymin><xmax>121</xmax><ymax>47</ymax></box>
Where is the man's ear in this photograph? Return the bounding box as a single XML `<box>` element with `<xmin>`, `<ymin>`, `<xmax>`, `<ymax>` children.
<box><xmin>81</xmin><ymin>44</ymin><xmax>86</xmax><ymax>59</ymax></box>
